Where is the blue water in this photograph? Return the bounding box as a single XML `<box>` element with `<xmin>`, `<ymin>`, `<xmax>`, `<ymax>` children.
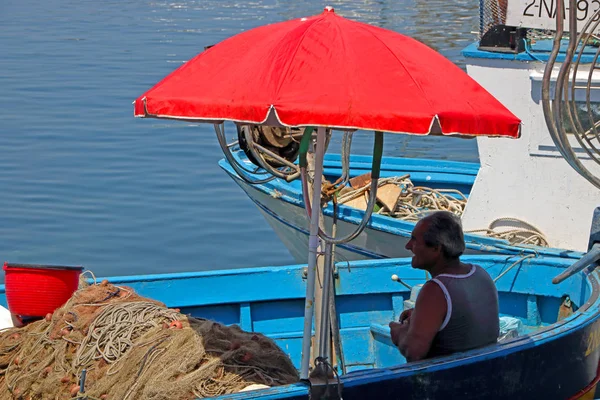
<box><xmin>0</xmin><ymin>0</ymin><xmax>480</xmax><ymax>282</ymax></box>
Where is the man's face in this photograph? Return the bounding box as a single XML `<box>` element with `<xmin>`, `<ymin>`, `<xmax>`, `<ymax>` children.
<box><xmin>405</xmin><ymin>221</ymin><xmax>439</xmax><ymax>270</ymax></box>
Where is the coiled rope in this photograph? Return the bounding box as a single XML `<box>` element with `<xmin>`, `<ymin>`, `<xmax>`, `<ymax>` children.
<box><xmin>330</xmin><ymin>175</ymin><xmax>549</xmax><ymax>247</ymax></box>
<box><xmin>466</xmin><ymin>217</ymin><xmax>549</xmax><ymax>247</ymax></box>
<box><xmin>73</xmin><ymin>301</ymin><xmax>180</xmax><ymax>371</ymax></box>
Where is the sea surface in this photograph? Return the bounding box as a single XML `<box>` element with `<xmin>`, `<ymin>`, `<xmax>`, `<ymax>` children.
<box><xmin>0</xmin><ymin>0</ymin><xmax>481</xmax><ymax>282</ymax></box>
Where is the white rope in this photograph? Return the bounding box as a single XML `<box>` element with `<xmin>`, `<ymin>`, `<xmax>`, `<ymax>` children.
<box><xmin>467</xmin><ymin>217</ymin><xmax>549</xmax><ymax>247</ymax></box>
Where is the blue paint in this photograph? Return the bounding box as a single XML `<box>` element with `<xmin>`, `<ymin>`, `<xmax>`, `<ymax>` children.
<box><xmin>462</xmin><ymin>40</ymin><xmax>600</xmax><ymax>63</ymax></box>
<box><xmin>239</xmin><ymin>303</ymin><xmax>253</xmax><ymax>331</ymax></box>
<box><xmin>337</xmin><ymin>294</ymin><xmax>395</xmax><ymax>329</ymax></box>
<box><xmin>339</xmin><ymin>327</ymin><xmax>375</xmax><ymax>367</ymax></box>
<box><xmin>527</xmin><ymin>295</ymin><xmax>542</xmax><ymax>327</ymax></box>
<box><xmin>271</xmin><ymin>336</ymin><xmax>304</xmax><ymax>369</ymax></box>
<box><xmin>252</xmin><ymin>300</ymin><xmax>306</xmax><ymax>335</ymax></box>
<box><xmin>391</xmin><ymin>293</ymin><xmax>405</xmax><ymax>321</ymax></box>
<box><xmin>370</xmin><ymin>323</ymin><xmax>406</xmax><ymax>368</ymax></box>
<box><xmin>499</xmin><ymin>293</ymin><xmax>529</xmax><ymax>321</ymax></box>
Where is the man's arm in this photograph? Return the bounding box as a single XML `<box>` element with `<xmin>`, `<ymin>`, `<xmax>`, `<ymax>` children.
<box><xmin>391</xmin><ymin>280</ymin><xmax>447</xmax><ymax>362</ymax></box>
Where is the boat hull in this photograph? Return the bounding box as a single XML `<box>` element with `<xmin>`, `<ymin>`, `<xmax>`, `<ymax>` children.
<box><xmin>246</xmin><ymin>178</ymin><xmax>410</xmax><ymax>262</ymax></box>
<box><xmin>219</xmin><ymin>154</ymin><xmax>580</xmax><ymax>264</ymax></box>
<box><xmin>2</xmin><ymin>254</ymin><xmax>597</xmax><ymax>399</ymax></box>
<box><xmin>220</xmin><ymin>262</ymin><xmax>600</xmax><ymax>399</ymax></box>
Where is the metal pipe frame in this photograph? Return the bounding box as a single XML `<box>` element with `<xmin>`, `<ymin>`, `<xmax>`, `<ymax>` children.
<box><xmin>241</xmin><ymin>125</ymin><xmax>301</xmax><ymax>181</ymax></box>
<box><xmin>316</xmin><ymin>241</ymin><xmax>334</xmax><ymax>366</ymax></box>
<box><xmin>570</xmin><ymin>16</ymin><xmax>600</xmax><ymax>164</ymax></box>
<box><xmin>339</xmin><ymin>131</ymin><xmax>354</xmax><ymax>187</ymax></box>
<box><xmin>542</xmin><ymin>0</ymin><xmax>600</xmax><ymax>188</ymax></box>
<box><xmin>300</xmin><ymin>131</ymin><xmax>383</xmax><ymax>245</ymax></box>
<box><xmin>214</xmin><ymin>123</ymin><xmax>276</xmax><ymax>185</ymax></box>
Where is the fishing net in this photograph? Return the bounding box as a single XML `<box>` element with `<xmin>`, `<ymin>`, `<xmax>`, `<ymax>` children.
<box><xmin>478</xmin><ymin>0</ymin><xmax>556</xmax><ymax>42</ymax></box>
<box><xmin>0</xmin><ymin>280</ymin><xmax>299</xmax><ymax>400</ymax></box>
<box><xmin>479</xmin><ymin>0</ymin><xmax>507</xmax><ymax>36</ymax></box>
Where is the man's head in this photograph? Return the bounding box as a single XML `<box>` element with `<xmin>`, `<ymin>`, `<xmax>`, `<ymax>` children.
<box><xmin>405</xmin><ymin>211</ymin><xmax>465</xmax><ymax>270</ymax></box>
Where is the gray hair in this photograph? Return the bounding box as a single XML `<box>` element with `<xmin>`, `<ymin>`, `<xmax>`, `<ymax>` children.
<box><xmin>421</xmin><ymin>211</ymin><xmax>465</xmax><ymax>259</ymax></box>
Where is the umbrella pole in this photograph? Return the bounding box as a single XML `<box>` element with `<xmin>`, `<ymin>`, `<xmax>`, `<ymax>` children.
<box><xmin>315</xmin><ymin>240</ymin><xmax>333</xmax><ymax>367</ymax></box>
<box><xmin>300</xmin><ymin>126</ymin><xmax>327</xmax><ymax>380</ymax></box>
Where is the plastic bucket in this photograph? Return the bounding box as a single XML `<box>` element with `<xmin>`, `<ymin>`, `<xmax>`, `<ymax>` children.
<box><xmin>3</xmin><ymin>262</ymin><xmax>83</xmax><ymax>317</ymax></box>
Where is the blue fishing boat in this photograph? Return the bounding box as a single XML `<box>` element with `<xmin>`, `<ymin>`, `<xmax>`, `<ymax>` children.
<box><xmin>3</xmin><ymin>251</ymin><xmax>600</xmax><ymax>398</ymax></box>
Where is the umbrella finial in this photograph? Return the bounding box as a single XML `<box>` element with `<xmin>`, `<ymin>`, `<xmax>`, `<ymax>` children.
<box><xmin>324</xmin><ymin>6</ymin><xmax>335</xmax><ymax>13</ymax></box>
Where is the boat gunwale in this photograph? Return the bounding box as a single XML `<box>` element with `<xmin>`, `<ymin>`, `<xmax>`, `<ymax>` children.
<box><xmin>0</xmin><ymin>256</ymin><xmax>590</xmax><ymax>346</ymax></box>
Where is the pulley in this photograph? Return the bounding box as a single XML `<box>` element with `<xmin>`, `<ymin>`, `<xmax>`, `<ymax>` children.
<box><xmin>237</xmin><ymin>124</ymin><xmax>301</xmax><ymax>168</ymax></box>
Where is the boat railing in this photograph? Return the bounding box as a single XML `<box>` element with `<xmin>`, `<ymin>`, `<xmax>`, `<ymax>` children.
<box><xmin>552</xmin><ymin>243</ymin><xmax>600</xmax><ymax>283</ymax></box>
<box><xmin>553</xmin><ymin>207</ymin><xmax>600</xmax><ymax>283</ymax></box>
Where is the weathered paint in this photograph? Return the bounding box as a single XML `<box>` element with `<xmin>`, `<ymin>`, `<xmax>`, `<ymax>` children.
<box><xmin>462</xmin><ymin>41</ymin><xmax>600</xmax><ymax>63</ymax></box>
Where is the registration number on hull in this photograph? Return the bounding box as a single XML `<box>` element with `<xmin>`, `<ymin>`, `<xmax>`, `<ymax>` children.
<box><xmin>505</xmin><ymin>0</ymin><xmax>600</xmax><ymax>32</ymax></box>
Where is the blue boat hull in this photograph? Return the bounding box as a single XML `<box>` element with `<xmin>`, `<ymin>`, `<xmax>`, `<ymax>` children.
<box><xmin>2</xmin><ymin>254</ymin><xmax>598</xmax><ymax>398</ymax></box>
<box><xmin>219</xmin><ymin>152</ymin><xmax>582</xmax><ymax>264</ymax></box>
<box><xmin>219</xmin><ymin>261</ymin><xmax>600</xmax><ymax>399</ymax></box>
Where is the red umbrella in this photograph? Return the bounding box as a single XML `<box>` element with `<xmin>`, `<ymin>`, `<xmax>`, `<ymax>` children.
<box><xmin>134</xmin><ymin>7</ymin><xmax>520</xmax><ymax>138</ymax></box>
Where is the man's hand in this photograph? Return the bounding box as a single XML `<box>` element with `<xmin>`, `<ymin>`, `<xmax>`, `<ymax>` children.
<box><xmin>388</xmin><ymin>281</ymin><xmax>447</xmax><ymax>362</ymax></box>
<box><xmin>389</xmin><ymin>321</ymin><xmax>409</xmax><ymax>347</ymax></box>
<box><xmin>399</xmin><ymin>308</ymin><xmax>413</xmax><ymax>324</ymax></box>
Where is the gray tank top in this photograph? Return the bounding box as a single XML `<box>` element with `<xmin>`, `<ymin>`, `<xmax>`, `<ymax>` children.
<box><xmin>427</xmin><ymin>264</ymin><xmax>499</xmax><ymax>358</ymax></box>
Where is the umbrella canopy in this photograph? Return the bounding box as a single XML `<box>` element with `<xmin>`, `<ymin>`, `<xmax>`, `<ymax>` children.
<box><xmin>134</xmin><ymin>7</ymin><xmax>520</xmax><ymax>138</ymax></box>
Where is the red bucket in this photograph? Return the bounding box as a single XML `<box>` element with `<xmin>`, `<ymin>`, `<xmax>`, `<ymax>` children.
<box><xmin>3</xmin><ymin>262</ymin><xmax>83</xmax><ymax>317</ymax></box>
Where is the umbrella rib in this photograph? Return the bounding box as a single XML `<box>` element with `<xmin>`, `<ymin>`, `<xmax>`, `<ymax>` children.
<box><xmin>273</xmin><ymin>18</ymin><xmax>321</xmax><ymax>101</ymax></box>
<box><xmin>356</xmin><ymin>23</ymin><xmax>435</xmax><ymax>112</ymax></box>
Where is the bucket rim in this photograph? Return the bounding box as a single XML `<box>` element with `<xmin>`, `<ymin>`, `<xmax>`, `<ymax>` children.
<box><xmin>3</xmin><ymin>262</ymin><xmax>84</xmax><ymax>272</ymax></box>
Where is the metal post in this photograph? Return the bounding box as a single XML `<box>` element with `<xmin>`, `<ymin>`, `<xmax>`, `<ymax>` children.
<box><xmin>300</xmin><ymin>126</ymin><xmax>327</xmax><ymax>380</ymax></box>
<box><xmin>316</xmin><ymin>241</ymin><xmax>334</xmax><ymax>364</ymax></box>
<box><xmin>308</xmin><ymin>149</ymin><xmax>326</xmax><ymax>369</ymax></box>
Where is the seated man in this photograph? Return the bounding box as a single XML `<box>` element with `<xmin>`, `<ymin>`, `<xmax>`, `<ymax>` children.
<box><xmin>390</xmin><ymin>211</ymin><xmax>499</xmax><ymax>361</ymax></box>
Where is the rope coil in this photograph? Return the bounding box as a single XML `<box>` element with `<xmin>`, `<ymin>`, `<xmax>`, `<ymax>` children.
<box><xmin>331</xmin><ymin>175</ymin><xmax>549</xmax><ymax>247</ymax></box>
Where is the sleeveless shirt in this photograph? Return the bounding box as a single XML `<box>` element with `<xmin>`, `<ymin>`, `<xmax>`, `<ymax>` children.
<box><xmin>427</xmin><ymin>264</ymin><xmax>499</xmax><ymax>358</ymax></box>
